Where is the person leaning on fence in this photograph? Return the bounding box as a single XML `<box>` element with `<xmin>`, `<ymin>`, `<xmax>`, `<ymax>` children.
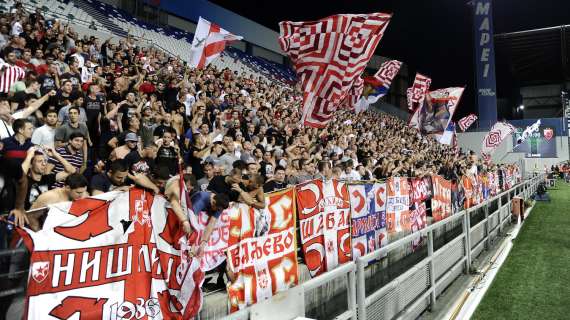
<box><xmin>27</xmin><ymin>173</ymin><xmax>89</xmax><ymax>230</ymax></box>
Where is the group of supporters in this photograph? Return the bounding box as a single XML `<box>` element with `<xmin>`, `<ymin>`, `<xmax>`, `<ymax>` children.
<box><xmin>0</xmin><ymin>1</ymin><xmax>526</xmax><ymax>297</ymax></box>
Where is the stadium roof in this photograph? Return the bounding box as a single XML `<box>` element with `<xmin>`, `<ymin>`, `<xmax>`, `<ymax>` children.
<box><xmin>494</xmin><ymin>25</ymin><xmax>570</xmax><ymax>86</ymax></box>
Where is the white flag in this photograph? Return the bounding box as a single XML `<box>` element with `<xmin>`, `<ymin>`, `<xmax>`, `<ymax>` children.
<box><xmin>189</xmin><ymin>17</ymin><xmax>243</xmax><ymax>69</ymax></box>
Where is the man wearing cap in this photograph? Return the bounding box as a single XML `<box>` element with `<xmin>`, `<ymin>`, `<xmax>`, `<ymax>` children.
<box><xmin>110</xmin><ymin>132</ymin><xmax>139</xmax><ymax>161</ymax></box>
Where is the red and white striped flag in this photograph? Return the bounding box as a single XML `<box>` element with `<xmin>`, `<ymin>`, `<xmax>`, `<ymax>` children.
<box><xmin>189</xmin><ymin>17</ymin><xmax>243</xmax><ymax>69</ymax></box>
<box><xmin>279</xmin><ymin>13</ymin><xmax>392</xmax><ymax>128</ymax></box>
<box><xmin>407</xmin><ymin>73</ymin><xmax>431</xmax><ymax>111</ymax></box>
<box><xmin>481</xmin><ymin>121</ymin><xmax>516</xmax><ymax>159</ymax></box>
<box><xmin>458</xmin><ymin>114</ymin><xmax>478</xmax><ymax>131</ymax></box>
<box><xmin>374</xmin><ymin>60</ymin><xmax>402</xmax><ymax>87</ymax></box>
<box><xmin>0</xmin><ymin>58</ymin><xmax>25</xmax><ymax>93</ymax></box>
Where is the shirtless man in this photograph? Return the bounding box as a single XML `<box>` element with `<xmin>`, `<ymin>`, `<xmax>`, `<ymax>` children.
<box><xmin>232</xmin><ymin>174</ymin><xmax>266</xmax><ymax>210</ymax></box>
<box><xmin>25</xmin><ymin>173</ymin><xmax>89</xmax><ymax>230</ymax></box>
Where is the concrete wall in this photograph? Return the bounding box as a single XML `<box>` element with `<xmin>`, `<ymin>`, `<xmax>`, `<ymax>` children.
<box><xmin>457</xmin><ymin>131</ymin><xmax>569</xmax><ymax>174</ymax></box>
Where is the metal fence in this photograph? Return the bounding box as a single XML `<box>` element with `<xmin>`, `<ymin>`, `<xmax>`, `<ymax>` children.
<box><xmin>0</xmin><ymin>175</ymin><xmax>543</xmax><ymax>319</ymax></box>
<box><xmin>355</xmin><ymin>174</ymin><xmax>543</xmax><ymax>320</ymax></box>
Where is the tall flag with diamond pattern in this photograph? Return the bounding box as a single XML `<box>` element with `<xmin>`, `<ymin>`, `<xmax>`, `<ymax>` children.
<box><xmin>279</xmin><ymin>13</ymin><xmax>392</xmax><ymax>128</ymax></box>
<box><xmin>458</xmin><ymin>114</ymin><xmax>478</xmax><ymax>131</ymax></box>
<box><xmin>407</xmin><ymin>73</ymin><xmax>432</xmax><ymax>111</ymax></box>
<box><xmin>189</xmin><ymin>17</ymin><xmax>243</xmax><ymax>69</ymax></box>
<box><xmin>481</xmin><ymin>121</ymin><xmax>516</xmax><ymax>160</ymax></box>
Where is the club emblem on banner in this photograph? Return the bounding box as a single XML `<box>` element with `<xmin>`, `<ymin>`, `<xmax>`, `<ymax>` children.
<box><xmin>543</xmin><ymin>128</ymin><xmax>554</xmax><ymax>141</ymax></box>
<box><xmin>31</xmin><ymin>261</ymin><xmax>49</xmax><ymax>283</ymax></box>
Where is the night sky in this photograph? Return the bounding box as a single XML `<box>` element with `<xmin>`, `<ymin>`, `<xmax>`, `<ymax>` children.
<box><xmin>211</xmin><ymin>0</ymin><xmax>570</xmax><ymax>118</ymax></box>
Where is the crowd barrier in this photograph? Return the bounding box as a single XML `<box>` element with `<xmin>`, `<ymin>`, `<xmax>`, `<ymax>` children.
<box><xmin>0</xmin><ymin>174</ymin><xmax>543</xmax><ymax>319</ymax></box>
<box><xmin>215</xmin><ymin>174</ymin><xmax>542</xmax><ymax>320</ymax></box>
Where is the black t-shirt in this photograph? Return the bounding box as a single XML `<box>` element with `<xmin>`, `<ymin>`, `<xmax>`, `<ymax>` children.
<box><xmin>9</xmin><ymin>91</ymin><xmax>35</xmax><ymax>111</ymax></box>
<box><xmin>118</xmin><ymin>103</ymin><xmax>137</xmax><ymax>130</ymax></box>
<box><xmin>156</xmin><ymin>146</ymin><xmax>178</xmax><ymax>177</ymax></box>
<box><xmin>107</xmin><ymin>90</ymin><xmax>123</xmax><ymax>104</ymax></box>
<box><xmin>38</xmin><ymin>74</ymin><xmax>57</xmax><ymax>95</ymax></box>
<box><xmin>207</xmin><ymin>175</ymin><xmax>240</xmax><ymax>202</ymax></box>
<box><xmin>164</xmin><ymin>86</ymin><xmax>179</xmax><ymax>111</ymax></box>
<box><xmin>84</xmin><ymin>95</ymin><xmax>105</xmax><ymax>127</ymax></box>
<box><xmin>55</xmin><ymin>91</ymin><xmax>78</xmax><ymax>112</ymax></box>
<box><xmin>26</xmin><ymin>174</ymin><xmax>56</xmax><ymax>210</ymax></box>
<box><xmin>186</xmin><ymin>145</ymin><xmax>205</xmax><ymax>180</ymax></box>
<box><xmin>260</xmin><ymin>161</ymin><xmax>275</xmax><ymax>178</ymax></box>
<box><xmin>153</xmin><ymin>124</ymin><xmax>172</xmax><ymax>139</ymax></box>
<box><xmin>0</xmin><ymin>158</ymin><xmax>24</xmax><ymax>213</ymax></box>
<box><xmin>90</xmin><ymin>173</ymin><xmax>124</xmax><ymax>193</ymax></box>
<box><xmin>263</xmin><ymin>180</ymin><xmax>287</xmax><ymax>193</ymax></box>
<box><xmin>61</xmin><ymin>72</ymin><xmax>81</xmax><ymax>90</ymax></box>
<box><xmin>128</xmin><ymin>155</ymin><xmax>155</xmax><ymax>175</ymax></box>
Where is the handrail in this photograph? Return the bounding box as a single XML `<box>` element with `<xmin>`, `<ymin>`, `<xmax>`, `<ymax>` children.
<box><xmin>355</xmin><ymin>174</ymin><xmax>543</xmax><ymax>320</ymax></box>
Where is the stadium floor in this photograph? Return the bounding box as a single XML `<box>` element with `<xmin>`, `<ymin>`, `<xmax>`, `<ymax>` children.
<box><xmin>472</xmin><ymin>180</ymin><xmax>570</xmax><ymax>319</ymax></box>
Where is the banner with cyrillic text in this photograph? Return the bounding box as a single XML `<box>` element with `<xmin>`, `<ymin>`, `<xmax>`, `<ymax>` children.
<box><xmin>348</xmin><ymin>183</ymin><xmax>388</xmax><ymax>259</ymax></box>
<box><xmin>227</xmin><ymin>188</ymin><xmax>298</xmax><ymax>312</ymax></box>
<box><xmin>297</xmin><ymin>179</ymin><xmax>351</xmax><ymax>277</ymax></box>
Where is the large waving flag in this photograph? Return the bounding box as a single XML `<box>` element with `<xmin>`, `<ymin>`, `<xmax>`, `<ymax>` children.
<box><xmin>279</xmin><ymin>13</ymin><xmax>392</xmax><ymax>128</ymax></box>
<box><xmin>354</xmin><ymin>60</ymin><xmax>402</xmax><ymax>113</ymax></box>
<box><xmin>409</xmin><ymin>87</ymin><xmax>464</xmax><ymax>135</ymax></box>
<box><xmin>514</xmin><ymin>119</ymin><xmax>541</xmax><ymax>148</ymax></box>
<box><xmin>481</xmin><ymin>121</ymin><xmax>516</xmax><ymax>160</ymax></box>
<box><xmin>407</xmin><ymin>73</ymin><xmax>432</xmax><ymax>111</ymax></box>
<box><xmin>458</xmin><ymin>114</ymin><xmax>478</xmax><ymax>131</ymax></box>
<box><xmin>189</xmin><ymin>17</ymin><xmax>243</xmax><ymax>69</ymax></box>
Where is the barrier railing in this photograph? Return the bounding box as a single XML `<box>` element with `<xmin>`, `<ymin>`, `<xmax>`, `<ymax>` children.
<box><xmin>221</xmin><ymin>262</ymin><xmax>357</xmax><ymax>320</ymax></box>
<box><xmin>0</xmin><ymin>175</ymin><xmax>543</xmax><ymax>319</ymax></box>
<box><xmin>355</xmin><ymin>174</ymin><xmax>543</xmax><ymax>320</ymax></box>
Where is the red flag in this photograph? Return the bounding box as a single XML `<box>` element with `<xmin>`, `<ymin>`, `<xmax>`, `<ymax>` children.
<box><xmin>279</xmin><ymin>13</ymin><xmax>392</xmax><ymax>128</ymax></box>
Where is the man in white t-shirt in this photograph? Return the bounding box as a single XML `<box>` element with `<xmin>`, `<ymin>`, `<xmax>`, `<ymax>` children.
<box><xmin>0</xmin><ymin>90</ymin><xmax>55</xmax><ymax>139</ymax></box>
<box><xmin>31</xmin><ymin>109</ymin><xmax>58</xmax><ymax>147</ymax></box>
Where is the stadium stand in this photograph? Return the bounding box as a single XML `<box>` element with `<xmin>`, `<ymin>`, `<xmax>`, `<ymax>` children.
<box><xmin>0</xmin><ymin>1</ymin><xmax>544</xmax><ymax>319</ymax></box>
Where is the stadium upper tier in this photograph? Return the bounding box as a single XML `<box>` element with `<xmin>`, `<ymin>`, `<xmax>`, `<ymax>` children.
<box><xmin>11</xmin><ymin>0</ymin><xmax>297</xmax><ymax>85</ymax></box>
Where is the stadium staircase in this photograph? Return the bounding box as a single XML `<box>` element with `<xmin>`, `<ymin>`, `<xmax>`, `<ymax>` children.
<box><xmin>71</xmin><ymin>0</ymin><xmax>128</xmax><ymax>38</ymax></box>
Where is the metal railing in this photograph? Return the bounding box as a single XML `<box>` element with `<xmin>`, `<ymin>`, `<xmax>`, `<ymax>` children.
<box><xmin>355</xmin><ymin>174</ymin><xmax>543</xmax><ymax>320</ymax></box>
<box><xmin>221</xmin><ymin>262</ymin><xmax>357</xmax><ymax>320</ymax></box>
<box><xmin>0</xmin><ymin>176</ymin><xmax>544</xmax><ymax>319</ymax></box>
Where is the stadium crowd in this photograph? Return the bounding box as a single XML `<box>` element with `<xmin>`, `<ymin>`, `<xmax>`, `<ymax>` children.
<box><xmin>0</xmin><ymin>3</ymin><xmax>524</xmax><ymax>251</ymax></box>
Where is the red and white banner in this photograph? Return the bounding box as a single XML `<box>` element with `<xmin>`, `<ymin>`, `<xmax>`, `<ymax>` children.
<box><xmin>461</xmin><ymin>175</ymin><xmax>477</xmax><ymax>208</ymax></box>
<box><xmin>18</xmin><ymin>189</ymin><xmax>204</xmax><ymax>319</ymax></box>
<box><xmin>386</xmin><ymin>177</ymin><xmax>411</xmax><ymax>233</ymax></box>
<box><xmin>406</xmin><ymin>73</ymin><xmax>431</xmax><ymax>111</ymax></box>
<box><xmin>410</xmin><ymin>202</ymin><xmax>427</xmax><ymax>251</ymax></box>
<box><xmin>458</xmin><ymin>114</ymin><xmax>478</xmax><ymax>132</ymax></box>
<box><xmin>296</xmin><ymin>179</ymin><xmax>351</xmax><ymax>277</ymax></box>
<box><xmin>431</xmin><ymin>175</ymin><xmax>452</xmax><ymax>221</ymax></box>
<box><xmin>189</xmin><ymin>209</ymin><xmax>230</xmax><ymax>272</ymax></box>
<box><xmin>348</xmin><ymin>183</ymin><xmax>388</xmax><ymax>259</ymax></box>
<box><xmin>410</xmin><ymin>177</ymin><xmax>432</xmax><ymax>204</ymax></box>
<box><xmin>279</xmin><ymin>13</ymin><xmax>392</xmax><ymax>128</ymax></box>
<box><xmin>481</xmin><ymin>121</ymin><xmax>516</xmax><ymax>159</ymax></box>
<box><xmin>189</xmin><ymin>17</ymin><xmax>243</xmax><ymax>69</ymax></box>
<box><xmin>374</xmin><ymin>60</ymin><xmax>402</xmax><ymax>88</ymax></box>
<box><xmin>227</xmin><ymin>188</ymin><xmax>298</xmax><ymax>312</ymax></box>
